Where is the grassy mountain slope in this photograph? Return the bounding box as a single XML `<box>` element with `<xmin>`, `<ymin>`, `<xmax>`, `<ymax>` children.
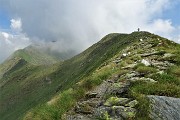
<box><xmin>0</xmin><ymin>45</ymin><xmax>60</xmax><ymax>88</ymax></box>
<box><xmin>0</xmin><ymin>32</ymin><xmax>166</xmax><ymax>120</ymax></box>
<box><xmin>0</xmin><ymin>57</ymin><xmax>26</xmax><ymax>79</ymax></box>
<box><xmin>24</xmin><ymin>32</ymin><xmax>180</xmax><ymax>120</ymax></box>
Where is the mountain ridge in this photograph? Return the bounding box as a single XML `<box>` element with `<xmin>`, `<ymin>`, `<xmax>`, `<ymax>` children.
<box><xmin>24</xmin><ymin>31</ymin><xmax>180</xmax><ymax>120</ymax></box>
<box><xmin>0</xmin><ymin>31</ymin><xmax>179</xmax><ymax>120</ymax></box>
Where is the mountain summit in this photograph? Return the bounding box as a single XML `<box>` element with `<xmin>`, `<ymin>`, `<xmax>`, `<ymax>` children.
<box><xmin>0</xmin><ymin>31</ymin><xmax>180</xmax><ymax>120</ymax></box>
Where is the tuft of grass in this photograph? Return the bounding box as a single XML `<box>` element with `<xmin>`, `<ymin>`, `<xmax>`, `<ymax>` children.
<box><xmin>130</xmin><ymin>81</ymin><xmax>180</xmax><ymax>98</ymax></box>
<box><xmin>133</xmin><ymin>63</ymin><xmax>145</xmax><ymax>69</ymax></box>
<box><xmin>168</xmin><ymin>66</ymin><xmax>180</xmax><ymax>77</ymax></box>
<box><xmin>116</xmin><ymin>69</ymin><xmax>128</xmax><ymax>77</ymax></box>
<box><xmin>151</xmin><ymin>73</ymin><xmax>180</xmax><ymax>86</ymax></box>
<box><xmin>24</xmin><ymin>88</ymin><xmax>77</xmax><ymax>120</ymax></box>
<box><xmin>135</xmin><ymin>66</ymin><xmax>157</xmax><ymax>75</ymax></box>
<box><xmin>130</xmin><ymin>55</ymin><xmax>142</xmax><ymax>62</ymax></box>
<box><xmin>128</xmin><ymin>92</ymin><xmax>151</xmax><ymax>120</ymax></box>
<box><xmin>125</xmin><ymin>59</ymin><xmax>134</xmax><ymax>64</ymax></box>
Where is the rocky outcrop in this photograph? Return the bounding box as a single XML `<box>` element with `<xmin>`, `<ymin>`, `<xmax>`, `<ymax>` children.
<box><xmin>64</xmin><ymin>78</ymin><xmax>138</xmax><ymax>120</ymax></box>
<box><xmin>148</xmin><ymin>95</ymin><xmax>180</xmax><ymax>120</ymax></box>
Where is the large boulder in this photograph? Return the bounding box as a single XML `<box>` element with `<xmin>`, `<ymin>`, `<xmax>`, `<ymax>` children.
<box><xmin>148</xmin><ymin>95</ymin><xmax>180</xmax><ymax>120</ymax></box>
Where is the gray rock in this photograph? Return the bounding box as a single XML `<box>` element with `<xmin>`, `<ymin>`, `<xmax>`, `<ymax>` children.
<box><xmin>113</xmin><ymin>106</ymin><xmax>136</xmax><ymax>119</ymax></box>
<box><xmin>141</xmin><ymin>59</ymin><xmax>151</xmax><ymax>66</ymax></box>
<box><xmin>92</xmin><ymin>81</ymin><xmax>111</xmax><ymax>98</ymax></box>
<box><xmin>130</xmin><ymin>77</ymin><xmax>157</xmax><ymax>83</ymax></box>
<box><xmin>104</xmin><ymin>97</ymin><xmax>130</xmax><ymax>106</ymax></box>
<box><xmin>148</xmin><ymin>95</ymin><xmax>180</xmax><ymax>120</ymax></box>
<box><xmin>163</xmin><ymin>53</ymin><xmax>174</xmax><ymax>59</ymax></box>
<box><xmin>119</xmin><ymin>53</ymin><xmax>128</xmax><ymax>59</ymax></box>
<box><xmin>125</xmin><ymin>100</ymin><xmax>138</xmax><ymax>108</ymax></box>
<box><xmin>140</xmin><ymin>77</ymin><xmax>157</xmax><ymax>83</ymax></box>
<box><xmin>107</xmin><ymin>81</ymin><xmax>130</xmax><ymax>95</ymax></box>
<box><xmin>94</xmin><ymin>105</ymin><xmax>136</xmax><ymax>120</ymax></box>
<box><xmin>122</xmin><ymin>63</ymin><xmax>137</xmax><ymax>69</ymax></box>
<box><xmin>65</xmin><ymin>114</ymin><xmax>92</xmax><ymax>120</ymax></box>
<box><xmin>113</xmin><ymin>58</ymin><xmax>122</xmax><ymax>64</ymax></box>
<box><xmin>94</xmin><ymin>106</ymin><xmax>112</xmax><ymax>119</ymax></box>
<box><xmin>125</xmin><ymin>72</ymin><xmax>138</xmax><ymax>79</ymax></box>
<box><xmin>75</xmin><ymin>102</ymin><xmax>93</xmax><ymax>114</ymax></box>
<box><xmin>81</xmin><ymin>99</ymin><xmax>101</xmax><ymax>108</ymax></box>
<box><xmin>85</xmin><ymin>92</ymin><xmax>97</xmax><ymax>99</ymax></box>
<box><xmin>151</xmin><ymin>60</ymin><xmax>174</xmax><ymax>70</ymax></box>
<box><xmin>157</xmin><ymin>71</ymin><xmax>164</xmax><ymax>74</ymax></box>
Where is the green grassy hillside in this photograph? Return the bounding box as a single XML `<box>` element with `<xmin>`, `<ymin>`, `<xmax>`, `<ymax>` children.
<box><xmin>0</xmin><ymin>57</ymin><xmax>26</xmax><ymax>79</ymax></box>
<box><xmin>0</xmin><ymin>32</ymin><xmax>163</xmax><ymax>120</ymax></box>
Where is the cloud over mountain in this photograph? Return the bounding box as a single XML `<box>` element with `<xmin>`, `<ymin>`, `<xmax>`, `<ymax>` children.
<box><xmin>0</xmin><ymin>18</ymin><xmax>30</xmax><ymax>62</ymax></box>
<box><xmin>0</xmin><ymin>0</ymin><xmax>180</xmax><ymax>62</ymax></box>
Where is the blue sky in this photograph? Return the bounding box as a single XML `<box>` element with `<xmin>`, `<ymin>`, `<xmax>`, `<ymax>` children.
<box><xmin>0</xmin><ymin>10</ymin><xmax>10</xmax><ymax>29</ymax></box>
<box><xmin>161</xmin><ymin>1</ymin><xmax>180</xmax><ymax>26</ymax></box>
<box><xmin>0</xmin><ymin>0</ymin><xmax>180</xmax><ymax>63</ymax></box>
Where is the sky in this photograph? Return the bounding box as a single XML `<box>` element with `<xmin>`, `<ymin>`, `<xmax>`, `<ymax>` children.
<box><xmin>0</xmin><ymin>0</ymin><xmax>180</xmax><ymax>63</ymax></box>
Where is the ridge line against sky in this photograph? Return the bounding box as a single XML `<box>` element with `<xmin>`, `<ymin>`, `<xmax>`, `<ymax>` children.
<box><xmin>0</xmin><ymin>0</ymin><xmax>180</xmax><ymax>63</ymax></box>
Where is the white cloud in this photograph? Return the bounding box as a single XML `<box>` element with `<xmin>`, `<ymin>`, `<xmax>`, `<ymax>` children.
<box><xmin>172</xmin><ymin>26</ymin><xmax>180</xmax><ymax>43</ymax></box>
<box><xmin>1</xmin><ymin>32</ymin><xmax>9</xmax><ymax>40</ymax></box>
<box><xmin>0</xmin><ymin>0</ymin><xmax>179</xmax><ymax>62</ymax></box>
<box><xmin>0</xmin><ymin>32</ymin><xmax>30</xmax><ymax>62</ymax></box>
<box><xmin>151</xmin><ymin>19</ymin><xmax>175</xmax><ymax>33</ymax></box>
<box><xmin>177</xmin><ymin>35</ymin><xmax>180</xmax><ymax>43</ymax></box>
<box><xmin>10</xmin><ymin>18</ymin><xmax>22</xmax><ymax>32</ymax></box>
<box><xmin>1</xmin><ymin>0</ymin><xmax>174</xmax><ymax>47</ymax></box>
<box><xmin>143</xmin><ymin>19</ymin><xmax>175</xmax><ymax>39</ymax></box>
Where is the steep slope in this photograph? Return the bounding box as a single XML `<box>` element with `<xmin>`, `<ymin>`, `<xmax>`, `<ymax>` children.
<box><xmin>23</xmin><ymin>32</ymin><xmax>180</xmax><ymax>120</ymax></box>
<box><xmin>0</xmin><ymin>32</ymin><xmax>146</xmax><ymax>120</ymax></box>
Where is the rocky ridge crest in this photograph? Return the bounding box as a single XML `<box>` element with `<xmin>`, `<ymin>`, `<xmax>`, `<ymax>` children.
<box><xmin>63</xmin><ymin>34</ymin><xmax>180</xmax><ymax>120</ymax></box>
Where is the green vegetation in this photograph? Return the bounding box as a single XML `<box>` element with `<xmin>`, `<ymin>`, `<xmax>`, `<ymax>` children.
<box><xmin>129</xmin><ymin>66</ymin><xmax>180</xmax><ymax>119</ymax></box>
<box><xmin>1</xmin><ymin>32</ymin><xmax>143</xmax><ymax>120</ymax></box>
<box><xmin>24</xmin><ymin>62</ymin><xmax>117</xmax><ymax>120</ymax></box>
<box><xmin>135</xmin><ymin>65</ymin><xmax>157</xmax><ymax>75</ymax></box>
<box><xmin>104</xmin><ymin>97</ymin><xmax>122</xmax><ymax>106</ymax></box>
<box><xmin>168</xmin><ymin>66</ymin><xmax>180</xmax><ymax>77</ymax></box>
<box><xmin>125</xmin><ymin>35</ymin><xmax>180</xmax><ymax>119</ymax></box>
<box><xmin>1</xmin><ymin>31</ymin><xmax>180</xmax><ymax>120</ymax></box>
